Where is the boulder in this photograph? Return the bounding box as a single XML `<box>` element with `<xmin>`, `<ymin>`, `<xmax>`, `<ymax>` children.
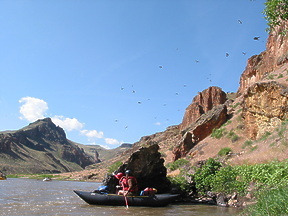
<box><xmin>103</xmin><ymin>143</ymin><xmax>171</xmax><ymax>194</ymax></box>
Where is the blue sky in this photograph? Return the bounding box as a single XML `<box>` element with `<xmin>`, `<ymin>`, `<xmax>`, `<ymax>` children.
<box><xmin>0</xmin><ymin>0</ymin><xmax>268</xmax><ymax>149</ymax></box>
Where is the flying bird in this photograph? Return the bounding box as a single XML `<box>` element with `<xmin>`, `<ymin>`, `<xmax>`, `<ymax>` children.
<box><xmin>242</xmin><ymin>52</ymin><xmax>247</xmax><ymax>55</ymax></box>
<box><xmin>238</xmin><ymin>20</ymin><xmax>243</xmax><ymax>24</ymax></box>
<box><xmin>226</xmin><ymin>53</ymin><xmax>229</xmax><ymax>57</ymax></box>
<box><xmin>254</xmin><ymin>36</ymin><xmax>260</xmax><ymax>40</ymax></box>
<box><xmin>195</xmin><ymin>60</ymin><xmax>200</xmax><ymax>63</ymax></box>
<box><xmin>159</xmin><ymin>65</ymin><xmax>163</xmax><ymax>69</ymax></box>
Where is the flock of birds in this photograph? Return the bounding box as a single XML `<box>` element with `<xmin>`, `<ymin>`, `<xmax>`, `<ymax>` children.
<box><xmin>114</xmin><ymin>17</ymin><xmax>263</xmax><ymax>130</ymax></box>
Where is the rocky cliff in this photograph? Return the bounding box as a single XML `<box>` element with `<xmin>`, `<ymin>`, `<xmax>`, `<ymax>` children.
<box><xmin>238</xmin><ymin>21</ymin><xmax>288</xmax><ymax>96</ymax></box>
<box><xmin>180</xmin><ymin>87</ymin><xmax>227</xmax><ymax>130</ymax></box>
<box><xmin>237</xmin><ymin>21</ymin><xmax>288</xmax><ymax>140</ymax></box>
<box><xmin>242</xmin><ymin>81</ymin><xmax>288</xmax><ymax>140</ymax></box>
<box><xmin>0</xmin><ymin>118</ymin><xmax>95</xmax><ymax>174</ymax></box>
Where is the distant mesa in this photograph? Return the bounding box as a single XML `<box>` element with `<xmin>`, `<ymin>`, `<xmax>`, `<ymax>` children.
<box><xmin>119</xmin><ymin>143</ymin><xmax>132</xmax><ymax>148</ymax></box>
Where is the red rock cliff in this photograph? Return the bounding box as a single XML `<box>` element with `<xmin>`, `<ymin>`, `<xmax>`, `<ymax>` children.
<box><xmin>180</xmin><ymin>86</ymin><xmax>227</xmax><ymax>130</ymax></box>
<box><xmin>238</xmin><ymin>21</ymin><xmax>288</xmax><ymax>95</ymax></box>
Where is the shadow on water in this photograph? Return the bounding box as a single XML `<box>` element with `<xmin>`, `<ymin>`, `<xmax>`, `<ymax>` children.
<box><xmin>0</xmin><ymin>178</ymin><xmax>241</xmax><ymax>216</ymax></box>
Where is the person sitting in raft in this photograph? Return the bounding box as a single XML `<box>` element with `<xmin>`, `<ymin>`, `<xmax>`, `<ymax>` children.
<box><xmin>117</xmin><ymin>170</ymin><xmax>138</xmax><ymax>196</ymax></box>
<box><xmin>114</xmin><ymin>172</ymin><xmax>124</xmax><ymax>194</ymax></box>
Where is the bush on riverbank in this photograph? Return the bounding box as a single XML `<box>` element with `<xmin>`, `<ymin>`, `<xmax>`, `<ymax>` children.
<box><xmin>192</xmin><ymin>159</ymin><xmax>288</xmax><ymax>196</ymax></box>
<box><xmin>240</xmin><ymin>186</ymin><xmax>288</xmax><ymax>216</ymax></box>
<box><xmin>168</xmin><ymin>158</ymin><xmax>288</xmax><ymax>213</ymax></box>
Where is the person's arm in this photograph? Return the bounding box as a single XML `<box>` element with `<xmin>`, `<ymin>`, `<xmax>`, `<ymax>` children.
<box><xmin>127</xmin><ymin>178</ymin><xmax>133</xmax><ymax>192</ymax></box>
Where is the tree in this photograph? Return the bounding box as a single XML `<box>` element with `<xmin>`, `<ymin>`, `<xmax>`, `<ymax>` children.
<box><xmin>263</xmin><ymin>0</ymin><xmax>288</xmax><ymax>33</ymax></box>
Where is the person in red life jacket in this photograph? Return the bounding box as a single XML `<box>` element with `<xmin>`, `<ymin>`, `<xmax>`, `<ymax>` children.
<box><xmin>114</xmin><ymin>172</ymin><xmax>124</xmax><ymax>194</ymax></box>
<box><xmin>117</xmin><ymin>170</ymin><xmax>138</xmax><ymax>196</ymax></box>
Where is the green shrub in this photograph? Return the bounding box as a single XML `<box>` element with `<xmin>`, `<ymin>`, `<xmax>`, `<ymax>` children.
<box><xmin>217</xmin><ymin>147</ymin><xmax>232</xmax><ymax>156</ymax></box>
<box><xmin>227</xmin><ymin>130</ymin><xmax>239</xmax><ymax>142</ymax></box>
<box><xmin>211</xmin><ymin>127</ymin><xmax>226</xmax><ymax>139</ymax></box>
<box><xmin>168</xmin><ymin>175</ymin><xmax>192</xmax><ymax>192</ymax></box>
<box><xmin>166</xmin><ymin>158</ymin><xmax>189</xmax><ymax>171</ymax></box>
<box><xmin>250</xmin><ymin>145</ymin><xmax>258</xmax><ymax>152</ymax></box>
<box><xmin>232</xmin><ymin>102</ymin><xmax>240</xmax><ymax>109</ymax></box>
<box><xmin>241</xmin><ymin>186</ymin><xmax>288</xmax><ymax>216</ymax></box>
<box><xmin>242</xmin><ymin>140</ymin><xmax>253</xmax><ymax>149</ymax></box>
<box><xmin>278</xmin><ymin>73</ymin><xmax>284</xmax><ymax>78</ymax></box>
<box><xmin>193</xmin><ymin>158</ymin><xmax>222</xmax><ymax>194</ymax></box>
<box><xmin>264</xmin><ymin>0</ymin><xmax>288</xmax><ymax>33</ymax></box>
<box><xmin>223</xmin><ymin>120</ymin><xmax>232</xmax><ymax>126</ymax></box>
<box><xmin>107</xmin><ymin>161</ymin><xmax>123</xmax><ymax>174</ymax></box>
<box><xmin>212</xmin><ymin>165</ymin><xmax>247</xmax><ymax>195</ymax></box>
<box><xmin>259</xmin><ymin>131</ymin><xmax>272</xmax><ymax>141</ymax></box>
<box><xmin>193</xmin><ymin>159</ymin><xmax>288</xmax><ymax>196</ymax></box>
<box><xmin>267</xmin><ymin>74</ymin><xmax>275</xmax><ymax>80</ymax></box>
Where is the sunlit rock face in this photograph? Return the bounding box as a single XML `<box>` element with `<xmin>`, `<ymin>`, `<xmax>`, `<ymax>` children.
<box><xmin>242</xmin><ymin>81</ymin><xmax>288</xmax><ymax>140</ymax></box>
<box><xmin>238</xmin><ymin>21</ymin><xmax>288</xmax><ymax>96</ymax></box>
<box><xmin>180</xmin><ymin>86</ymin><xmax>227</xmax><ymax>130</ymax></box>
<box><xmin>173</xmin><ymin>104</ymin><xmax>228</xmax><ymax>161</ymax></box>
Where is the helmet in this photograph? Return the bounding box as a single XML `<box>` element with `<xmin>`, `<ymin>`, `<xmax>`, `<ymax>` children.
<box><xmin>125</xmin><ymin>170</ymin><xmax>132</xmax><ymax>175</ymax></box>
<box><xmin>114</xmin><ymin>172</ymin><xmax>124</xmax><ymax>180</ymax></box>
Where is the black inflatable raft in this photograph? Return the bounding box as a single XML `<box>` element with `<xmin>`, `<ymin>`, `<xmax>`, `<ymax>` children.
<box><xmin>73</xmin><ymin>190</ymin><xmax>179</xmax><ymax>207</ymax></box>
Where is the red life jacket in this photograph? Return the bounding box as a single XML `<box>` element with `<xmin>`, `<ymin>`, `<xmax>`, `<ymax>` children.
<box><xmin>120</xmin><ymin>176</ymin><xmax>138</xmax><ymax>192</ymax></box>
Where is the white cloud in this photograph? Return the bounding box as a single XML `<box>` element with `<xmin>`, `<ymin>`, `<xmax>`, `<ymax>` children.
<box><xmin>105</xmin><ymin>138</ymin><xmax>120</xmax><ymax>145</ymax></box>
<box><xmin>19</xmin><ymin>97</ymin><xmax>48</xmax><ymax>121</ymax></box>
<box><xmin>100</xmin><ymin>145</ymin><xmax>111</xmax><ymax>150</ymax></box>
<box><xmin>51</xmin><ymin>116</ymin><xmax>84</xmax><ymax>132</ymax></box>
<box><xmin>80</xmin><ymin>129</ymin><xmax>104</xmax><ymax>139</ymax></box>
<box><xmin>18</xmin><ymin>96</ymin><xmax>121</xmax><ymax>148</ymax></box>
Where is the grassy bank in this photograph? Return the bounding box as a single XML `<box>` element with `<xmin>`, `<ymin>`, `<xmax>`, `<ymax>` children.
<box><xmin>7</xmin><ymin>173</ymin><xmax>63</xmax><ymax>180</ymax></box>
<box><xmin>168</xmin><ymin>158</ymin><xmax>288</xmax><ymax>214</ymax></box>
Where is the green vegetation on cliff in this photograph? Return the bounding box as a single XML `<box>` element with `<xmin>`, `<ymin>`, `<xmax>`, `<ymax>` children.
<box><xmin>264</xmin><ymin>0</ymin><xmax>288</xmax><ymax>33</ymax></box>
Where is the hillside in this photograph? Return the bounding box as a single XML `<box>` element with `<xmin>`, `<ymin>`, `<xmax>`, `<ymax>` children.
<box><xmin>0</xmin><ymin>117</ymin><xmax>132</xmax><ymax>175</ymax></box>
<box><xmin>0</xmin><ymin>118</ymin><xmax>95</xmax><ymax>174</ymax></box>
<box><xmin>74</xmin><ymin>142</ymin><xmax>132</xmax><ymax>163</ymax></box>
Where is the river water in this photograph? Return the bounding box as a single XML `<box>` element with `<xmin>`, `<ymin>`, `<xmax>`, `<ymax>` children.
<box><xmin>0</xmin><ymin>178</ymin><xmax>241</xmax><ymax>216</ymax></box>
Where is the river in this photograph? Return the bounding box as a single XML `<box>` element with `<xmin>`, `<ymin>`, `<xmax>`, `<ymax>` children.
<box><xmin>0</xmin><ymin>178</ymin><xmax>241</xmax><ymax>216</ymax></box>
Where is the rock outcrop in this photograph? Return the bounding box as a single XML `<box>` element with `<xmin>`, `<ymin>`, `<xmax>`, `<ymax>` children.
<box><xmin>103</xmin><ymin>143</ymin><xmax>171</xmax><ymax>194</ymax></box>
<box><xmin>0</xmin><ymin>118</ymin><xmax>94</xmax><ymax>174</ymax></box>
<box><xmin>180</xmin><ymin>86</ymin><xmax>227</xmax><ymax>130</ymax></box>
<box><xmin>242</xmin><ymin>81</ymin><xmax>288</xmax><ymax>140</ymax></box>
<box><xmin>173</xmin><ymin>104</ymin><xmax>228</xmax><ymax>160</ymax></box>
<box><xmin>238</xmin><ymin>21</ymin><xmax>288</xmax><ymax>96</ymax></box>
